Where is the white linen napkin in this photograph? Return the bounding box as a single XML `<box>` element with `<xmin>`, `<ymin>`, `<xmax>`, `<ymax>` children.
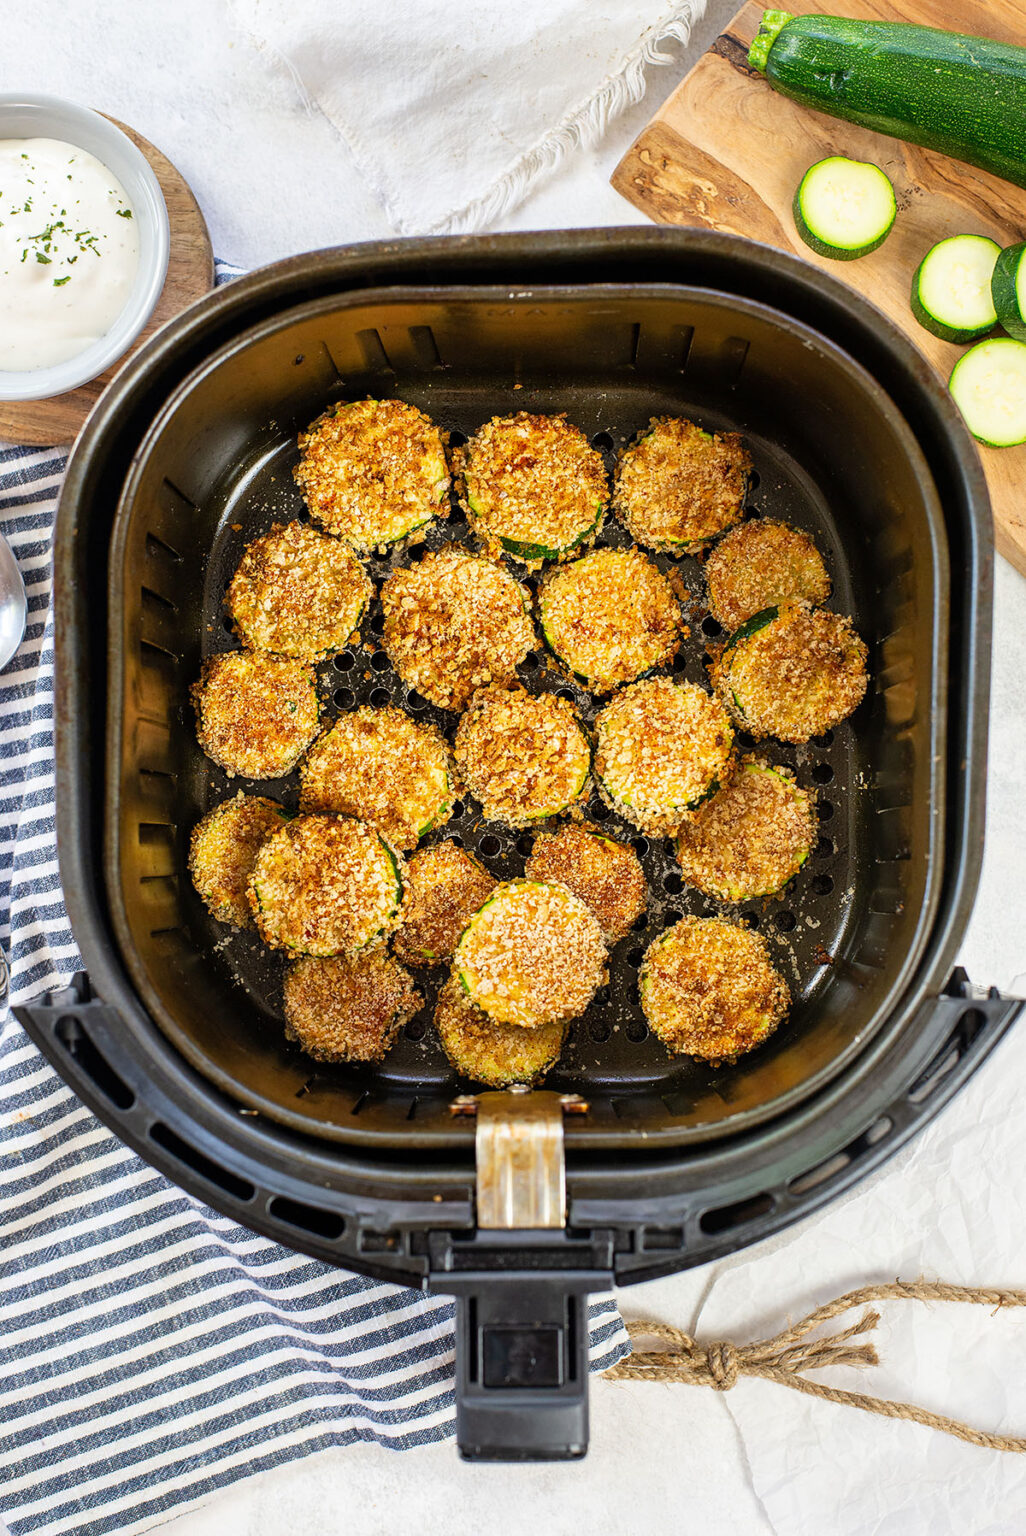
<box><xmin>229</xmin><ymin>0</ymin><xmax>705</xmax><ymax>235</ymax></box>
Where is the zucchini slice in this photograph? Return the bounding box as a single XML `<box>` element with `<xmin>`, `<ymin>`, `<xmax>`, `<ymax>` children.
<box><xmin>793</xmin><ymin>157</ymin><xmax>896</xmax><ymax>261</ymax></box>
<box><xmin>283</xmin><ymin>952</ymin><xmax>421</xmax><ymax>1064</ymax></box>
<box><xmin>299</xmin><ymin>705</ymin><xmax>453</xmax><ymax>851</ymax></box>
<box><xmin>949</xmin><ymin>337</ymin><xmax>1026</xmax><ymax>447</ymax></box>
<box><xmin>454</xmin><ymin>878</ymin><xmax>606</xmax><ymax>1031</ymax></box>
<box><xmin>712</xmin><ymin>602</ymin><xmax>868</xmax><ymax>744</ymax></box>
<box><xmin>911</xmin><ymin>235</ymin><xmax>999</xmax><ymax>344</ymax></box>
<box><xmin>991</xmin><ymin>242</ymin><xmax>1026</xmax><ymax>343</ymax></box>
<box><xmin>593</xmin><ymin>677</ymin><xmax>734</xmax><ymax>836</ymax></box>
<box><xmin>249</xmin><ymin>814</ymin><xmax>403</xmax><ymax>957</ymax></box>
<box><xmin>453</xmin><ymin>684</ymin><xmax>591</xmax><ymax>828</ymax></box>
<box><xmin>434</xmin><ymin>974</ymin><xmax>566</xmax><ymax>1088</ymax></box>
<box><xmin>640</xmin><ymin>916</ymin><xmax>789</xmax><ymax>1063</ymax></box>
<box><xmin>676</xmin><ymin>760</ymin><xmax>815</xmax><ymax>902</ymax></box>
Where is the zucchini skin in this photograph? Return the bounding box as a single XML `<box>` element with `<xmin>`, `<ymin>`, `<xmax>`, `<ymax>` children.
<box><xmin>751</xmin><ymin>12</ymin><xmax>1026</xmax><ymax>192</ymax></box>
<box><xmin>992</xmin><ymin>243</ymin><xmax>1026</xmax><ymax>342</ymax></box>
<box><xmin>793</xmin><ymin>195</ymin><xmax>888</xmax><ymax>261</ymax></box>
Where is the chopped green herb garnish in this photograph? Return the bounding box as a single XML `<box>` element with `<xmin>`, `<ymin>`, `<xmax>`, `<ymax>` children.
<box><xmin>53</xmin><ymin>275</ymin><xmax>71</xmax><ymax>287</ymax></box>
<box><xmin>35</xmin><ymin>252</ymin><xmax>51</xmax><ymax>264</ymax></box>
<box><xmin>115</xmin><ymin>207</ymin><xmax>133</xmax><ymax>219</ymax></box>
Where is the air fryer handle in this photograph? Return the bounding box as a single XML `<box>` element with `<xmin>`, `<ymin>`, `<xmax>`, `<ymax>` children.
<box><xmin>444</xmin><ymin>1273</ymin><xmax>600</xmax><ymax>1461</ymax></box>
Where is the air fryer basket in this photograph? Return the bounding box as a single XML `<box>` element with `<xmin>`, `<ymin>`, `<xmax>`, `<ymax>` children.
<box><xmin>18</xmin><ymin>232</ymin><xmax>1022</xmax><ymax>1463</ymax></box>
<box><xmin>107</xmin><ymin>284</ymin><xmax>947</xmax><ymax>1148</ymax></box>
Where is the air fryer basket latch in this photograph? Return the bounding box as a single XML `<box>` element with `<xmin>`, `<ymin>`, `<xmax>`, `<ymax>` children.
<box><xmin>435</xmin><ymin>1089</ymin><xmax>605</xmax><ymax>1462</ymax></box>
<box><xmin>450</xmin><ymin>1087</ymin><xmax>587</xmax><ymax>1229</ymax></box>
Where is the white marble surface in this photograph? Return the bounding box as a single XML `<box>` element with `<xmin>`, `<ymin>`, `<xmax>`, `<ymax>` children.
<box><xmin>3</xmin><ymin>4</ymin><xmax>1026</xmax><ymax>1533</ymax></box>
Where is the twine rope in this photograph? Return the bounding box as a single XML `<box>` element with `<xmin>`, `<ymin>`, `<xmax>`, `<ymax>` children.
<box><xmin>605</xmin><ymin>1280</ymin><xmax>1026</xmax><ymax>1452</ymax></box>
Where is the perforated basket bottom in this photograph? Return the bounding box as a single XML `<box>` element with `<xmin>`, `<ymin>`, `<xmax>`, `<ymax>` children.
<box><xmin>190</xmin><ymin>388</ymin><xmax>859</xmax><ymax>1107</ymax></box>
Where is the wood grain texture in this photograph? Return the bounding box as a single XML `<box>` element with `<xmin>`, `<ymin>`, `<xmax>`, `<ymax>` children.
<box><xmin>0</xmin><ymin>119</ymin><xmax>213</xmax><ymax>446</ymax></box>
<box><xmin>611</xmin><ymin>0</ymin><xmax>1026</xmax><ymax>577</ymax></box>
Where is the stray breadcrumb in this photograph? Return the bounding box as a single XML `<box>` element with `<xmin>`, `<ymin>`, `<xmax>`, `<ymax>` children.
<box><xmin>526</xmin><ymin>822</ymin><xmax>647</xmax><ymax>943</ymax></box>
<box><xmin>641</xmin><ymin>915</ymin><xmax>789</xmax><ymax>1062</ymax></box>
<box><xmin>284</xmin><ymin>951</ymin><xmax>420</xmax><ymax>1063</ymax></box>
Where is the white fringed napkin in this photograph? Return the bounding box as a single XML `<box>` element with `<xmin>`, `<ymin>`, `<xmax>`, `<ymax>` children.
<box><xmin>229</xmin><ymin>0</ymin><xmax>705</xmax><ymax>234</ymax></box>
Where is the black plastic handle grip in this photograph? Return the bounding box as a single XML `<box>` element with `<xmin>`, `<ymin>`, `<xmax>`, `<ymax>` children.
<box><xmin>441</xmin><ymin>1272</ymin><xmax>603</xmax><ymax>1460</ymax></box>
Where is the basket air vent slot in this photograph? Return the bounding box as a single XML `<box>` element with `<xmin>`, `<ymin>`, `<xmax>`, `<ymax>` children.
<box><xmin>788</xmin><ymin>1114</ymin><xmax>894</xmax><ymax>1197</ymax></box>
<box><xmin>356</xmin><ymin>327</ymin><xmax>393</xmax><ymax>373</ymax></box>
<box><xmin>408</xmin><ymin>325</ymin><xmax>442</xmax><ymax>369</ymax></box>
<box><xmin>641</xmin><ymin>1225</ymin><xmax>684</xmax><ymax>1252</ymax></box>
<box><xmin>54</xmin><ymin>1015</ymin><xmax>134</xmax><ymax>1111</ymax></box>
<box><xmin>149</xmin><ymin>1121</ymin><xmax>255</xmax><ymax>1203</ymax></box>
<box><xmin>145</xmin><ymin>531</ymin><xmax>183</xmax><ymax>564</ymax></box>
<box><xmin>907</xmin><ymin>1010</ymin><xmax>986</xmax><ymax>1104</ymax></box>
<box><xmin>268</xmin><ymin>1194</ymin><xmax>345</xmax><ymax>1240</ymax></box>
<box><xmin>699</xmin><ymin>1190</ymin><xmax>774</xmax><ymax>1236</ymax></box>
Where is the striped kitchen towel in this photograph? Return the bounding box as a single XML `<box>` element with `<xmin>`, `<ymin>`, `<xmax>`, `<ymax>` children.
<box><xmin>0</xmin><ymin>265</ymin><xmax>629</xmax><ymax>1536</ymax></box>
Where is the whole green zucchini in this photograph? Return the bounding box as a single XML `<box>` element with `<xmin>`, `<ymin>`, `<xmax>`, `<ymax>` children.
<box><xmin>749</xmin><ymin>11</ymin><xmax>1026</xmax><ymax>191</ymax></box>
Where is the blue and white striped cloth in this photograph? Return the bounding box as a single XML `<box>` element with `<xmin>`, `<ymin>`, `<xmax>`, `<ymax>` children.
<box><xmin>0</xmin><ymin>293</ymin><xmax>629</xmax><ymax>1535</ymax></box>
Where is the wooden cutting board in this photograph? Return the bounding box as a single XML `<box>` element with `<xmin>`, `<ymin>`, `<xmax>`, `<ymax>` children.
<box><xmin>611</xmin><ymin>0</ymin><xmax>1026</xmax><ymax>578</ymax></box>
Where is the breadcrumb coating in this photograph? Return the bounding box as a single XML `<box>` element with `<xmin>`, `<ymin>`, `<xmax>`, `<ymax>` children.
<box><xmin>381</xmin><ymin>546</ymin><xmax>534</xmax><ymax>710</ymax></box>
<box><xmin>454</xmin><ymin>683</ymin><xmax>591</xmax><ymax>827</ymax></box>
<box><xmin>189</xmin><ymin>793</ymin><xmax>290</xmax><ymax>927</ymax></box>
<box><xmin>676</xmin><ymin>759</ymin><xmax>815</xmax><ymax>901</ymax></box>
<box><xmin>434</xmin><ymin>973</ymin><xmax>565</xmax><ymax>1087</ymax></box>
<box><xmin>594</xmin><ymin>677</ymin><xmax>734</xmax><ymax>835</ymax></box>
<box><xmin>526</xmin><ymin>822</ymin><xmax>646</xmax><ymax>943</ymax></box>
<box><xmin>455</xmin><ymin>878</ymin><xmax>606</xmax><ymax>1030</ymax></box>
<box><xmin>226</xmin><ymin>520</ymin><xmax>372</xmax><ymax>658</ymax></box>
<box><xmin>538</xmin><ymin>547</ymin><xmax>681</xmax><ymax>691</ymax></box>
<box><xmin>711</xmin><ymin>601</ymin><xmax>868</xmax><ymax>743</ymax></box>
<box><xmin>641</xmin><ymin>916</ymin><xmax>789</xmax><ymax>1062</ymax></box>
<box><xmin>456</xmin><ymin>412</ymin><xmax>607</xmax><ymax>562</ymax></box>
<box><xmin>249</xmin><ymin>813</ymin><xmax>402</xmax><ymax>956</ymax></box>
<box><xmin>193</xmin><ymin>651</ymin><xmax>319</xmax><ymax>780</ymax></box>
<box><xmin>614</xmin><ymin>416</ymin><xmax>751</xmax><ymax>551</ymax></box>
<box><xmin>393</xmin><ymin>840</ymin><xmax>497</xmax><ymax>966</ymax></box>
<box><xmin>299</xmin><ymin>705</ymin><xmax>452</xmax><ymax>850</ymax></box>
<box><xmin>294</xmin><ymin>397</ymin><xmax>449</xmax><ymax>550</ymax></box>
<box><xmin>284</xmin><ymin>951</ymin><xmax>420</xmax><ymax>1064</ymax></box>
<box><xmin>705</xmin><ymin>519</ymin><xmax>830</xmax><ymax>631</ymax></box>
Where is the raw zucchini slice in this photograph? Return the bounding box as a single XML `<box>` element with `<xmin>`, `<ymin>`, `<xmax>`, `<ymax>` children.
<box><xmin>911</xmin><ymin>235</ymin><xmax>999</xmax><ymax>343</ymax></box>
<box><xmin>949</xmin><ymin>337</ymin><xmax>1026</xmax><ymax>447</ymax></box>
<box><xmin>793</xmin><ymin>157</ymin><xmax>896</xmax><ymax>261</ymax></box>
<box><xmin>991</xmin><ymin>242</ymin><xmax>1026</xmax><ymax>343</ymax></box>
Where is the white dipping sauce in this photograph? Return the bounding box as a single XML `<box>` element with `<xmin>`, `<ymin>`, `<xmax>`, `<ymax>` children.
<box><xmin>0</xmin><ymin>137</ymin><xmax>140</xmax><ymax>372</ymax></box>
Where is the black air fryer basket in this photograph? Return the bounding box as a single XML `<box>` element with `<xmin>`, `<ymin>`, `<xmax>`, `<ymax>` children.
<box><xmin>18</xmin><ymin>231</ymin><xmax>1022</xmax><ymax>1461</ymax></box>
